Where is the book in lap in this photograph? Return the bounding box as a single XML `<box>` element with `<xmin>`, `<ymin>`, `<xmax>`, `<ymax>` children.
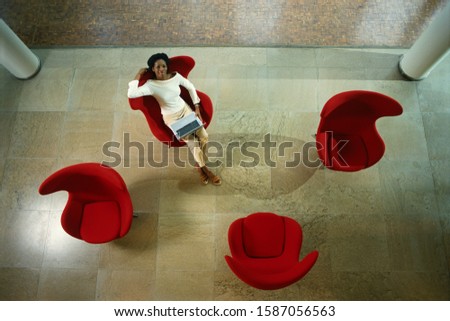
<box><xmin>168</xmin><ymin>112</ymin><xmax>204</xmax><ymax>140</ymax></box>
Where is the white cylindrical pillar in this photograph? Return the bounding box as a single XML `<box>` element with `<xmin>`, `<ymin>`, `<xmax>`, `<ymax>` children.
<box><xmin>399</xmin><ymin>2</ymin><xmax>450</xmax><ymax>80</ymax></box>
<box><xmin>0</xmin><ymin>19</ymin><xmax>41</xmax><ymax>79</ymax></box>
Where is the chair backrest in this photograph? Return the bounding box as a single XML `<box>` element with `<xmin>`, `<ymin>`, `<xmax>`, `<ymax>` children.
<box><xmin>242</xmin><ymin>212</ymin><xmax>286</xmax><ymax>258</ymax></box>
<box><xmin>318</xmin><ymin>90</ymin><xmax>403</xmax><ymax>134</ymax></box>
<box><xmin>39</xmin><ymin>163</ymin><xmax>127</xmax><ymax>201</ymax></box>
<box><xmin>168</xmin><ymin>56</ymin><xmax>195</xmax><ymax>78</ymax></box>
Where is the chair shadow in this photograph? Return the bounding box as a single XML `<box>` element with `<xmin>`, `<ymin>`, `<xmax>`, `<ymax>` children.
<box><xmin>177</xmin><ymin>133</ymin><xmax>321</xmax><ymax>199</ymax></box>
<box><xmin>110</xmin><ymin>179</ymin><xmax>159</xmax><ymax>249</ymax></box>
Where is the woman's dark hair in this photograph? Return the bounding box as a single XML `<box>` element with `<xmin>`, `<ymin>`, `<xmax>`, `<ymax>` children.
<box><xmin>147</xmin><ymin>53</ymin><xmax>170</xmax><ymax>75</ymax></box>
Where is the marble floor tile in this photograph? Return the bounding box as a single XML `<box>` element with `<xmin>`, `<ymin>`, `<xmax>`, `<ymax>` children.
<box><xmin>417</xmin><ymin>57</ymin><xmax>450</xmax><ymax>113</ymax></box>
<box><xmin>96</xmin><ymin>269</ymin><xmax>155</xmax><ymax>301</ymax></box>
<box><xmin>0</xmin><ymin>267</ymin><xmax>40</xmax><ymax>300</ymax></box>
<box><xmin>0</xmin><ymin>69</ymin><xmax>23</xmax><ymax>112</ymax></box>
<box><xmin>111</xmin><ymin>112</ymin><xmax>164</xmax><ymax>167</ymax></box>
<box><xmin>0</xmin><ymin>112</ymin><xmax>15</xmax><ymax>158</ymax></box>
<box><xmin>323</xmin><ymin>183</ymin><xmax>385</xmax><ymax>217</ymax></box>
<box><xmin>274</xmin><ymin>170</ymin><xmax>329</xmax><ymax>216</ymax></box>
<box><xmin>37</xmin><ymin>267</ymin><xmax>98</xmax><ymax>300</ymax></box>
<box><xmin>316</xmin><ymin>48</ymin><xmax>365</xmax><ymax>69</ymax></box>
<box><xmin>360</xmin><ymin>49</ymin><xmax>405</xmax><ymax>69</ymax></box>
<box><xmin>8</xmin><ymin>112</ymin><xmax>64</xmax><ymax>158</ymax></box>
<box><xmin>379</xmin><ymin>160</ymin><xmax>439</xmax><ymax>217</ymax></box>
<box><xmin>0</xmin><ymin>158</ymin><xmax>5</xmax><ymax>191</ymax></box>
<box><xmin>68</xmin><ymin>68</ymin><xmax>121</xmax><ymax>111</ymax></box>
<box><xmin>188</xmin><ymin>65</ymin><xmax>220</xmax><ymax>110</ymax></box>
<box><xmin>156</xmin><ymin>213</ymin><xmax>215</xmax><ymax>273</ymax></box>
<box><xmin>116</xmin><ymin>169</ymin><xmax>161</xmax><ymax>213</ymax></box>
<box><xmin>99</xmin><ymin>212</ymin><xmax>158</xmax><ymax>270</ymax></box>
<box><xmin>214</xmin><ymin>47</ymin><xmax>268</xmax><ymax>66</ymax></box>
<box><xmin>155</xmin><ymin>270</ymin><xmax>214</xmax><ymax>300</ymax></box>
<box><xmin>332</xmin><ymin>271</ymin><xmax>395</xmax><ymax>300</ymax></box>
<box><xmin>431</xmin><ymin>160</ymin><xmax>450</xmax><ymax>214</ymax></box>
<box><xmin>1</xmin><ymin>158</ymin><xmax>59</xmax><ymax>210</ymax></box>
<box><xmin>217</xmin><ymin>66</ymin><xmax>269</xmax><ymax>111</ymax></box>
<box><xmin>267</xmin><ymin>68</ymin><xmax>318</xmax><ymax>112</ymax></box>
<box><xmin>74</xmin><ymin>48</ymin><xmax>123</xmax><ymax>69</ymax></box>
<box><xmin>17</xmin><ymin>68</ymin><xmax>73</xmax><ymax>112</ymax></box>
<box><xmin>377</xmin><ymin>112</ymin><xmax>429</xmax><ymax>162</ymax></box>
<box><xmin>384</xmin><ymin>213</ymin><xmax>447</xmax><ymax>272</ymax></box>
<box><xmin>0</xmin><ymin>209</ymin><xmax>50</xmax><ymax>269</ymax></box>
<box><xmin>290</xmin><ymin>269</ymin><xmax>336</xmax><ymax>300</ymax></box>
<box><xmin>388</xmin><ymin>271</ymin><xmax>450</xmax><ymax>300</ymax></box>
<box><xmin>156</xmin><ymin>235</ymin><xmax>215</xmax><ymax>273</ymax></box>
<box><xmin>34</xmin><ymin>49</ymin><xmax>76</xmax><ymax>68</ymax></box>
<box><xmin>422</xmin><ymin>112</ymin><xmax>450</xmax><ymax>160</ymax></box>
<box><xmin>267</xmin><ymin>48</ymin><xmax>317</xmax><ymax>67</ymax></box>
<box><xmin>159</xmin><ymin>180</ymin><xmax>216</xmax><ymax>214</ymax></box>
<box><xmin>318</xmin><ymin>67</ymin><xmax>367</xmax><ymax>81</ymax></box>
<box><xmin>60</xmin><ymin>111</ymin><xmax>114</xmax><ymax>162</ymax></box>
<box><xmin>214</xmin><ymin>269</ymin><xmax>301</xmax><ymax>301</ymax></box>
<box><xmin>327</xmin><ymin>213</ymin><xmax>390</xmax><ymax>272</ymax></box>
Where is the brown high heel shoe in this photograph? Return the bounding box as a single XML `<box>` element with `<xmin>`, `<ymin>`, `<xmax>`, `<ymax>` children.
<box><xmin>201</xmin><ymin>166</ymin><xmax>221</xmax><ymax>186</ymax></box>
<box><xmin>197</xmin><ymin>167</ymin><xmax>209</xmax><ymax>185</ymax></box>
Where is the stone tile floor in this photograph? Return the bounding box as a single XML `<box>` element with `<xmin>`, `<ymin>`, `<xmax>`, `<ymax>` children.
<box><xmin>0</xmin><ymin>47</ymin><xmax>449</xmax><ymax>300</ymax></box>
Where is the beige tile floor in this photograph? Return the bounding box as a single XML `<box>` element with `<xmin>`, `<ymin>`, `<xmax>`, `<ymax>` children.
<box><xmin>0</xmin><ymin>47</ymin><xmax>449</xmax><ymax>301</ymax></box>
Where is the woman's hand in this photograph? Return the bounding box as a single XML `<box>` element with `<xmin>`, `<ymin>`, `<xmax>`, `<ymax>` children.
<box><xmin>134</xmin><ymin>68</ymin><xmax>148</xmax><ymax>80</ymax></box>
<box><xmin>194</xmin><ymin>104</ymin><xmax>204</xmax><ymax>123</ymax></box>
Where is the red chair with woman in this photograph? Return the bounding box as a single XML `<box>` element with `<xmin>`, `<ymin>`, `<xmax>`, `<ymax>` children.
<box><xmin>128</xmin><ymin>55</ymin><xmax>213</xmax><ymax>147</ymax></box>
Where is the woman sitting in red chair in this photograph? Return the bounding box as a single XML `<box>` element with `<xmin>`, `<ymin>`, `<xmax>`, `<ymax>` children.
<box><xmin>128</xmin><ymin>53</ymin><xmax>221</xmax><ymax>186</ymax></box>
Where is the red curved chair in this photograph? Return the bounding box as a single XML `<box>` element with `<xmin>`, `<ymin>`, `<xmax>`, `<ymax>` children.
<box><xmin>38</xmin><ymin>163</ymin><xmax>133</xmax><ymax>244</ymax></box>
<box><xmin>316</xmin><ymin>90</ymin><xmax>403</xmax><ymax>171</ymax></box>
<box><xmin>225</xmin><ymin>212</ymin><xmax>319</xmax><ymax>290</ymax></box>
<box><xmin>128</xmin><ymin>55</ymin><xmax>213</xmax><ymax>147</ymax></box>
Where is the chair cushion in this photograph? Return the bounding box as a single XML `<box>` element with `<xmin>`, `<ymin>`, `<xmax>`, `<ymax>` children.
<box><xmin>243</xmin><ymin>213</ymin><xmax>285</xmax><ymax>258</ymax></box>
<box><xmin>331</xmin><ymin>134</ymin><xmax>367</xmax><ymax>171</ymax></box>
<box><xmin>80</xmin><ymin>201</ymin><xmax>121</xmax><ymax>243</ymax></box>
<box><xmin>316</xmin><ymin>131</ymin><xmax>368</xmax><ymax>171</ymax></box>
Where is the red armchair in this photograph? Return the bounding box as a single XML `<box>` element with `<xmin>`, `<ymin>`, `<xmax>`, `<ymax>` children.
<box><xmin>38</xmin><ymin>163</ymin><xmax>133</xmax><ymax>244</ymax></box>
<box><xmin>316</xmin><ymin>90</ymin><xmax>403</xmax><ymax>171</ymax></box>
<box><xmin>128</xmin><ymin>55</ymin><xmax>213</xmax><ymax>147</ymax></box>
<box><xmin>225</xmin><ymin>212</ymin><xmax>319</xmax><ymax>290</ymax></box>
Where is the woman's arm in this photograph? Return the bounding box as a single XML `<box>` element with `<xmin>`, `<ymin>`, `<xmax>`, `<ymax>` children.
<box><xmin>134</xmin><ymin>68</ymin><xmax>147</xmax><ymax>80</ymax></box>
<box><xmin>178</xmin><ymin>74</ymin><xmax>200</xmax><ymax>105</ymax></box>
<box><xmin>177</xmin><ymin>74</ymin><xmax>203</xmax><ymax>121</ymax></box>
<box><xmin>127</xmin><ymin>68</ymin><xmax>152</xmax><ymax>98</ymax></box>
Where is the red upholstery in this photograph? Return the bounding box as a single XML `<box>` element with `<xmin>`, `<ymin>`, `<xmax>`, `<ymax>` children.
<box><xmin>128</xmin><ymin>55</ymin><xmax>213</xmax><ymax>147</ymax></box>
<box><xmin>225</xmin><ymin>212</ymin><xmax>319</xmax><ymax>290</ymax></box>
<box><xmin>316</xmin><ymin>90</ymin><xmax>403</xmax><ymax>171</ymax></box>
<box><xmin>38</xmin><ymin>163</ymin><xmax>133</xmax><ymax>244</ymax></box>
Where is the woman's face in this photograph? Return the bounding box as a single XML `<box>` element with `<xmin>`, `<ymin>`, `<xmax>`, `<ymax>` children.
<box><xmin>152</xmin><ymin>59</ymin><xmax>168</xmax><ymax>80</ymax></box>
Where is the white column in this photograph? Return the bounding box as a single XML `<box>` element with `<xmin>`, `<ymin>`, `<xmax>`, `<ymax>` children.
<box><xmin>399</xmin><ymin>2</ymin><xmax>450</xmax><ymax>80</ymax></box>
<box><xmin>0</xmin><ymin>19</ymin><xmax>41</xmax><ymax>79</ymax></box>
